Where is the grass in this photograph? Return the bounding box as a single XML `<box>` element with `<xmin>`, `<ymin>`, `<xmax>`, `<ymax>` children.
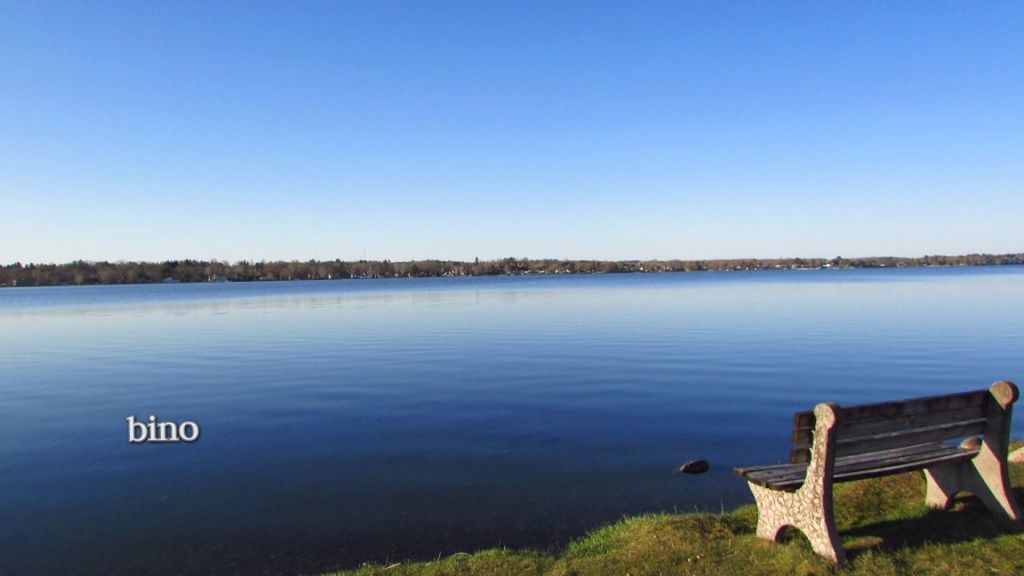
<box><xmin>321</xmin><ymin>456</ymin><xmax>1024</xmax><ymax>576</ymax></box>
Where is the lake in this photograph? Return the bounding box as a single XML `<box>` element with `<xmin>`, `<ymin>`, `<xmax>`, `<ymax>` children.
<box><xmin>1</xmin><ymin>267</ymin><xmax>1022</xmax><ymax>575</ymax></box>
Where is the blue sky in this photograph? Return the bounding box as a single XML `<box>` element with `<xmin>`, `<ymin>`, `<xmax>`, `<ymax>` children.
<box><xmin>2</xmin><ymin>1</ymin><xmax>1022</xmax><ymax>264</ymax></box>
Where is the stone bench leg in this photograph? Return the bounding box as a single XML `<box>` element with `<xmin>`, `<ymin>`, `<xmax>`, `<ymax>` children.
<box><xmin>747</xmin><ymin>403</ymin><xmax>846</xmax><ymax>564</ymax></box>
<box><xmin>925</xmin><ymin>380</ymin><xmax>1023</xmax><ymax>522</ymax></box>
<box><xmin>748</xmin><ymin>481</ymin><xmax>846</xmax><ymax>564</ymax></box>
<box><xmin>924</xmin><ymin>457</ymin><xmax>1021</xmax><ymax>520</ymax></box>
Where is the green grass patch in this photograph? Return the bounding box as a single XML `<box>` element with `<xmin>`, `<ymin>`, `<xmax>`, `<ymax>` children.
<box><xmin>322</xmin><ymin>456</ymin><xmax>1024</xmax><ymax>576</ymax></box>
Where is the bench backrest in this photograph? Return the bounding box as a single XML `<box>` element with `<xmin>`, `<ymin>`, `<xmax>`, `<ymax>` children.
<box><xmin>789</xmin><ymin>388</ymin><xmax>994</xmax><ymax>464</ymax></box>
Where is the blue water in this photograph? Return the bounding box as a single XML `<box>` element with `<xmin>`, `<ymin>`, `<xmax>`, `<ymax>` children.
<box><xmin>1</xmin><ymin>268</ymin><xmax>1022</xmax><ymax>575</ymax></box>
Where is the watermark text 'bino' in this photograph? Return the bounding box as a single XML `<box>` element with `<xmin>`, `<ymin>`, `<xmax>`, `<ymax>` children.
<box><xmin>127</xmin><ymin>415</ymin><xmax>200</xmax><ymax>443</ymax></box>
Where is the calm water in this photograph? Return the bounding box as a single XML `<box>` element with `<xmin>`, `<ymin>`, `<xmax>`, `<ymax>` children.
<box><xmin>1</xmin><ymin>268</ymin><xmax>1023</xmax><ymax>575</ymax></box>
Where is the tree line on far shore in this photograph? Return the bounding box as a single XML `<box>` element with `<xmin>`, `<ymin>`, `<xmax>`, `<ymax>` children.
<box><xmin>1</xmin><ymin>253</ymin><xmax>1021</xmax><ymax>287</ymax></box>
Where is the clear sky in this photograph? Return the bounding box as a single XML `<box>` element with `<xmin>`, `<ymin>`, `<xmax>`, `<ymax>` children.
<box><xmin>1</xmin><ymin>1</ymin><xmax>1022</xmax><ymax>264</ymax></box>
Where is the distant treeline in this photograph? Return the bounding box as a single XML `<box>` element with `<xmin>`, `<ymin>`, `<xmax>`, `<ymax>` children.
<box><xmin>1</xmin><ymin>253</ymin><xmax>1022</xmax><ymax>287</ymax></box>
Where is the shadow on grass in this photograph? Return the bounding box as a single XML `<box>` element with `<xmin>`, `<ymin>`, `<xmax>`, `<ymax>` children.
<box><xmin>840</xmin><ymin>487</ymin><xmax>1024</xmax><ymax>562</ymax></box>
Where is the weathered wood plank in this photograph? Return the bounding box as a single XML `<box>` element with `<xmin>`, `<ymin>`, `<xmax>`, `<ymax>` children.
<box><xmin>767</xmin><ymin>449</ymin><xmax>977</xmax><ymax>490</ymax></box>
<box><xmin>761</xmin><ymin>444</ymin><xmax>971</xmax><ymax>485</ymax></box>
<box><xmin>833</xmin><ymin>419</ymin><xmax>986</xmax><ymax>456</ymax></box>
<box><xmin>839</xmin><ymin>389</ymin><xmax>988</xmax><ymax>424</ymax></box>
<box><xmin>738</xmin><ymin>443</ymin><xmax>979</xmax><ymax>490</ymax></box>
<box><xmin>791</xmin><ymin>419</ymin><xmax>985</xmax><ymax>462</ymax></box>
<box><xmin>792</xmin><ymin>403</ymin><xmax>988</xmax><ymax>445</ymax></box>
<box><xmin>840</xmin><ymin>405</ymin><xmax>988</xmax><ymax>438</ymax></box>
<box><xmin>742</xmin><ymin>442</ymin><xmax>961</xmax><ymax>480</ymax></box>
<box><xmin>793</xmin><ymin>410</ymin><xmax>814</xmax><ymax>433</ymax></box>
<box><xmin>788</xmin><ymin>390</ymin><xmax>989</xmax><ymax>462</ymax></box>
<box><xmin>750</xmin><ymin>444</ymin><xmax>954</xmax><ymax>485</ymax></box>
<box><xmin>790</xmin><ymin>447</ymin><xmax>812</xmax><ymax>464</ymax></box>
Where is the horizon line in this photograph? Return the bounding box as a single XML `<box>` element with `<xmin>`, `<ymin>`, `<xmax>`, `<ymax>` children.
<box><xmin>5</xmin><ymin>251</ymin><xmax>1023</xmax><ymax>268</ymax></box>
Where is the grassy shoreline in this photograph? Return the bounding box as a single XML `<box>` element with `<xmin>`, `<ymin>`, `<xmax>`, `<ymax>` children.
<box><xmin>322</xmin><ymin>458</ymin><xmax>1024</xmax><ymax>576</ymax></box>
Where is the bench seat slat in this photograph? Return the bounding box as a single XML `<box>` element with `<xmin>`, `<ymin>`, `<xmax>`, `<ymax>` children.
<box><xmin>737</xmin><ymin>440</ymin><xmax>950</xmax><ymax>481</ymax></box>
<box><xmin>737</xmin><ymin>444</ymin><xmax>949</xmax><ymax>485</ymax></box>
<box><xmin>740</xmin><ymin>441</ymin><xmax>952</xmax><ymax>476</ymax></box>
<box><xmin>735</xmin><ymin>442</ymin><xmax>979</xmax><ymax>490</ymax></box>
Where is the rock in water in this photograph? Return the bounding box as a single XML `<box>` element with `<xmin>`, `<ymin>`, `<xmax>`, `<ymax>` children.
<box><xmin>959</xmin><ymin>436</ymin><xmax>981</xmax><ymax>450</ymax></box>
<box><xmin>678</xmin><ymin>460</ymin><xmax>710</xmax><ymax>475</ymax></box>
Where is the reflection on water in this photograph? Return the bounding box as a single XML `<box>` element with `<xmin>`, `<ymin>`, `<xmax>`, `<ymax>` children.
<box><xmin>1</xmin><ymin>268</ymin><xmax>1023</xmax><ymax>575</ymax></box>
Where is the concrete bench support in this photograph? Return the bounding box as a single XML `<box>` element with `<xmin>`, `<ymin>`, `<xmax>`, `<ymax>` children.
<box><xmin>748</xmin><ymin>403</ymin><xmax>845</xmax><ymax>563</ymax></box>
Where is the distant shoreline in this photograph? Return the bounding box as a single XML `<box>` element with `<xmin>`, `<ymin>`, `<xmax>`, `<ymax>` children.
<box><xmin>1</xmin><ymin>253</ymin><xmax>1021</xmax><ymax>288</ymax></box>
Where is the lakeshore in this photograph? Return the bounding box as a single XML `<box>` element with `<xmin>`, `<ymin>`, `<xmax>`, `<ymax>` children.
<box><xmin>1</xmin><ymin>253</ymin><xmax>1021</xmax><ymax>287</ymax></box>
<box><xmin>324</xmin><ymin>459</ymin><xmax>1024</xmax><ymax>576</ymax></box>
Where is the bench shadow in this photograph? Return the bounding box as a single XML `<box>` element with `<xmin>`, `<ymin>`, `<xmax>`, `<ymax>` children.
<box><xmin>840</xmin><ymin>487</ymin><xmax>1024</xmax><ymax>562</ymax></box>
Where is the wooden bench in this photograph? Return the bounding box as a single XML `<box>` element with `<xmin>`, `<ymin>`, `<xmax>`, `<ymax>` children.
<box><xmin>733</xmin><ymin>381</ymin><xmax>1022</xmax><ymax>564</ymax></box>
